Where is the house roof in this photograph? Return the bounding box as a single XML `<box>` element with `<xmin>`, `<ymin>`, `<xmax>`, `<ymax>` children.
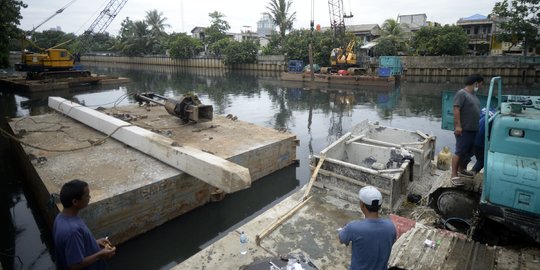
<box><xmin>190</xmin><ymin>26</ymin><xmax>206</xmax><ymax>33</ymax></box>
<box><xmin>320</xmin><ymin>24</ymin><xmax>380</xmax><ymax>34</ymax></box>
<box><xmin>462</xmin><ymin>14</ymin><xmax>488</xmax><ymax>21</ymax></box>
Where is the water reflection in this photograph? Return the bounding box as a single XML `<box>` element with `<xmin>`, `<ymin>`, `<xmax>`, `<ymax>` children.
<box><xmin>1</xmin><ymin>62</ymin><xmax>538</xmax><ymax>270</ymax></box>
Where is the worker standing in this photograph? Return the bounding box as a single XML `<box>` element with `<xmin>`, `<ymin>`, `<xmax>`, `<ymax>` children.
<box><xmin>451</xmin><ymin>74</ymin><xmax>483</xmax><ymax>186</ymax></box>
<box><xmin>338</xmin><ymin>186</ymin><xmax>396</xmax><ymax>270</ymax></box>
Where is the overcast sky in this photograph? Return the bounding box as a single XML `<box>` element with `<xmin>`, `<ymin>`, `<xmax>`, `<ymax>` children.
<box><xmin>19</xmin><ymin>0</ymin><xmax>498</xmax><ymax>36</ymax></box>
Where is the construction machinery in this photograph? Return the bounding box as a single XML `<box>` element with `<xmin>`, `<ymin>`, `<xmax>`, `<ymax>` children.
<box><xmin>134</xmin><ymin>92</ymin><xmax>213</xmax><ymax>124</ymax></box>
<box><xmin>324</xmin><ymin>0</ymin><xmax>366</xmax><ymax>74</ymax></box>
<box><xmin>432</xmin><ymin>77</ymin><xmax>540</xmax><ymax>244</ymax></box>
<box><xmin>15</xmin><ymin>0</ymin><xmax>128</xmax><ymax>79</ymax></box>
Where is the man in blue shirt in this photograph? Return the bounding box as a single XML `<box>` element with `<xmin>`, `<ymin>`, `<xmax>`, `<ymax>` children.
<box><xmin>339</xmin><ymin>186</ymin><xmax>396</xmax><ymax>270</ymax></box>
<box><xmin>53</xmin><ymin>179</ymin><xmax>116</xmax><ymax>270</ymax></box>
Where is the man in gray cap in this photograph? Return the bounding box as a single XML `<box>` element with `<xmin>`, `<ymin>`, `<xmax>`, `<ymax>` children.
<box><xmin>338</xmin><ymin>186</ymin><xmax>396</xmax><ymax>270</ymax></box>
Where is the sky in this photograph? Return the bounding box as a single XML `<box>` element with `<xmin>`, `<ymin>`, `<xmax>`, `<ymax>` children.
<box><xmin>19</xmin><ymin>0</ymin><xmax>499</xmax><ymax>36</ymax></box>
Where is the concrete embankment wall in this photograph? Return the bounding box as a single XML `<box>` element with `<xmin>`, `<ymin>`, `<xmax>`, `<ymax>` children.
<box><xmin>401</xmin><ymin>56</ymin><xmax>540</xmax><ymax>78</ymax></box>
<box><xmin>78</xmin><ymin>55</ymin><xmax>540</xmax><ymax>78</ymax></box>
<box><xmin>81</xmin><ymin>55</ymin><xmax>287</xmax><ymax>72</ymax></box>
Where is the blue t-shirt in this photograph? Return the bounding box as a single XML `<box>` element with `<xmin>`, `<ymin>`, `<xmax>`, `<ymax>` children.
<box><xmin>339</xmin><ymin>218</ymin><xmax>396</xmax><ymax>270</ymax></box>
<box><xmin>53</xmin><ymin>213</ymin><xmax>105</xmax><ymax>270</ymax></box>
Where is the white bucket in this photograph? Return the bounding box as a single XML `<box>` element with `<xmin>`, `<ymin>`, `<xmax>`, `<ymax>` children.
<box><xmin>501</xmin><ymin>102</ymin><xmax>511</xmax><ymax>114</ymax></box>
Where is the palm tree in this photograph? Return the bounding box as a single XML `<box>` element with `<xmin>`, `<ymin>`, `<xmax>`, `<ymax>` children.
<box><xmin>265</xmin><ymin>0</ymin><xmax>296</xmax><ymax>41</ymax></box>
<box><xmin>145</xmin><ymin>9</ymin><xmax>170</xmax><ymax>37</ymax></box>
<box><xmin>379</xmin><ymin>18</ymin><xmax>408</xmax><ymax>52</ymax></box>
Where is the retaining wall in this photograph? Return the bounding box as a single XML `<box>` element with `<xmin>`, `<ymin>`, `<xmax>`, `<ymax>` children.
<box><xmin>16</xmin><ymin>54</ymin><xmax>539</xmax><ymax>78</ymax></box>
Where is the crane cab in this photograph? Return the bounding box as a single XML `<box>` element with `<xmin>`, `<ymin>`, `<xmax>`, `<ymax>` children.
<box><xmin>16</xmin><ymin>48</ymin><xmax>74</xmax><ymax>72</ymax></box>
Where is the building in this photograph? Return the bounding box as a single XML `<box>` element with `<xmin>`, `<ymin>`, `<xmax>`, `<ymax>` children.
<box><xmin>257</xmin><ymin>14</ymin><xmax>275</xmax><ymax>37</ymax></box>
<box><xmin>397</xmin><ymin>14</ymin><xmax>427</xmax><ymax>32</ymax></box>
<box><xmin>456</xmin><ymin>14</ymin><xmax>494</xmax><ymax>55</ymax></box>
<box><xmin>456</xmin><ymin>14</ymin><xmax>529</xmax><ymax>55</ymax></box>
<box><xmin>320</xmin><ymin>24</ymin><xmax>381</xmax><ymax>44</ymax></box>
<box><xmin>191</xmin><ymin>27</ymin><xmax>206</xmax><ymax>41</ymax></box>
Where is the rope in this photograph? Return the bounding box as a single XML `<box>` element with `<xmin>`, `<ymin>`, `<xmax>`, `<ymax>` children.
<box><xmin>0</xmin><ymin>122</ymin><xmax>132</xmax><ymax>153</ymax></box>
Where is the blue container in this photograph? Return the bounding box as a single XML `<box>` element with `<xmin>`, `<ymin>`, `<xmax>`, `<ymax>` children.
<box><xmin>379</xmin><ymin>56</ymin><xmax>400</xmax><ymax>67</ymax></box>
<box><xmin>378</xmin><ymin>67</ymin><xmax>391</xmax><ymax>77</ymax></box>
<box><xmin>288</xmin><ymin>60</ymin><xmax>303</xmax><ymax>72</ymax></box>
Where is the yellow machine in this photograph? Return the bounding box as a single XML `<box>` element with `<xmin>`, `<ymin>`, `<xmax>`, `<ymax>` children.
<box><xmin>17</xmin><ymin>48</ymin><xmax>74</xmax><ymax>72</ymax></box>
<box><xmin>330</xmin><ymin>40</ymin><xmax>357</xmax><ymax>67</ymax></box>
<box><xmin>15</xmin><ymin>0</ymin><xmax>128</xmax><ymax>79</ymax></box>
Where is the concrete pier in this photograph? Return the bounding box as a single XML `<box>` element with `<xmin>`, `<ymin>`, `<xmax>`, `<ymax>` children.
<box><xmin>7</xmin><ymin>101</ymin><xmax>297</xmax><ymax>244</ymax></box>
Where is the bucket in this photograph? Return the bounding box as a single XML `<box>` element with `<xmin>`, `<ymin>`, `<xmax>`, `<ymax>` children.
<box><xmin>436</xmin><ymin>146</ymin><xmax>451</xmax><ymax>170</ymax></box>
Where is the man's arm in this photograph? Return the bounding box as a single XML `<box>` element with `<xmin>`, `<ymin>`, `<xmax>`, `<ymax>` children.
<box><xmin>454</xmin><ymin>105</ymin><xmax>462</xmax><ymax>136</ymax></box>
<box><xmin>68</xmin><ymin>247</ymin><xmax>115</xmax><ymax>270</ymax></box>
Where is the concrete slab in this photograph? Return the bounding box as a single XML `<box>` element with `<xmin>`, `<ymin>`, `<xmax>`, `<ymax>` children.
<box><xmin>7</xmin><ymin>102</ymin><xmax>297</xmax><ymax>244</ymax></box>
<box><xmin>49</xmin><ymin>97</ymin><xmax>251</xmax><ymax>193</ymax></box>
<box><xmin>175</xmin><ymin>186</ymin><xmax>368</xmax><ymax>269</ymax></box>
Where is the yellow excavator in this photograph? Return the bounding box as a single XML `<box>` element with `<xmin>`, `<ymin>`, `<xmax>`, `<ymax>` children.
<box><xmin>330</xmin><ymin>39</ymin><xmax>357</xmax><ymax>67</ymax></box>
<box><xmin>15</xmin><ymin>0</ymin><xmax>128</xmax><ymax>80</ymax></box>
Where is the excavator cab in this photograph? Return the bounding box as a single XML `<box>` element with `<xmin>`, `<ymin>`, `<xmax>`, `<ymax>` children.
<box><xmin>479</xmin><ymin>77</ymin><xmax>540</xmax><ymax>242</ymax></box>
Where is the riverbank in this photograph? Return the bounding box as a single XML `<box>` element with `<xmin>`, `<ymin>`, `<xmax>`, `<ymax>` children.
<box><xmin>77</xmin><ymin>55</ymin><xmax>540</xmax><ymax>80</ymax></box>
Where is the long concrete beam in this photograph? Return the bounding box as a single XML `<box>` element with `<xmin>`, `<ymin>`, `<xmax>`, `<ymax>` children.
<box><xmin>48</xmin><ymin>97</ymin><xmax>251</xmax><ymax>193</ymax></box>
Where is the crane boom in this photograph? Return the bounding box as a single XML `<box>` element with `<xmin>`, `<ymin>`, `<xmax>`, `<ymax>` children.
<box><xmin>328</xmin><ymin>0</ymin><xmax>346</xmax><ymax>46</ymax></box>
<box><xmin>76</xmin><ymin>0</ymin><xmax>129</xmax><ymax>55</ymax></box>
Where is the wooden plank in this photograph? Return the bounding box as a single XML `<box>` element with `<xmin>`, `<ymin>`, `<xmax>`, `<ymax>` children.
<box><xmin>255</xmin><ymin>196</ymin><xmax>312</xmax><ymax>246</ymax></box>
<box><xmin>303</xmin><ymin>155</ymin><xmax>325</xmax><ymax>201</ymax></box>
<box><xmin>48</xmin><ymin>97</ymin><xmax>251</xmax><ymax>193</ymax></box>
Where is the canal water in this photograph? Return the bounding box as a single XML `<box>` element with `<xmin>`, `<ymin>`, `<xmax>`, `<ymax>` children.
<box><xmin>1</xmin><ymin>63</ymin><xmax>538</xmax><ymax>270</ymax></box>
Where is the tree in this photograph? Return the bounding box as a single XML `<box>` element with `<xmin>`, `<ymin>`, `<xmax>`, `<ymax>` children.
<box><xmin>209</xmin><ymin>38</ymin><xmax>232</xmax><ymax>56</ymax></box>
<box><xmin>410</xmin><ymin>25</ymin><xmax>468</xmax><ymax>55</ymax></box>
<box><xmin>145</xmin><ymin>9</ymin><xmax>170</xmax><ymax>54</ymax></box>
<box><xmin>0</xmin><ymin>0</ymin><xmax>27</xmax><ymax>67</ymax></box>
<box><xmin>206</xmin><ymin>11</ymin><xmax>230</xmax><ymax>45</ymax></box>
<box><xmin>116</xmin><ymin>19</ymin><xmax>152</xmax><ymax>56</ymax></box>
<box><xmin>373</xmin><ymin>38</ymin><xmax>397</xmax><ymax>56</ymax></box>
<box><xmin>265</xmin><ymin>0</ymin><xmax>296</xmax><ymax>42</ymax></box>
<box><xmin>492</xmin><ymin>0</ymin><xmax>540</xmax><ymax>55</ymax></box>
<box><xmin>379</xmin><ymin>18</ymin><xmax>408</xmax><ymax>53</ymax></box>
<box><xmin>27</xmin><ymin>30</ymin><xmax>76</xmax><ymax>51</ymax></box>
<box><xmin>145</xmin><ymin>9</ymin><xmax>170</xmax><ymax>36</ymax></box>
<box><xmin>168</xmin><ymin>33</ymin><xmax>203</xmax><ymax>59</ymax></box>
<box><xmin>222</xmin><ymin>40</ymin><xmax>258</xmax><ymax>65</ymax></box>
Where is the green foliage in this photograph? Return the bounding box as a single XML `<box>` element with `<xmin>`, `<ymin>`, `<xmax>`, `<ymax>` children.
<box><xmin>115</xmin><ymin>11</ymin><xmax>171</xmax><ymax>56</ymax></box>
<box><xmin>410</xmin><ymin>25</ymin><xmax>468</xmax><ymax>55</ymax></box>
<box><xmin>206</xmin><ymin>11</ymin><xmax>230</xmax><ymax>45</ymax></box>
<box><xmin>265</xmin><ymin>0</ymin><xmax>296</xmax><ymax>43</ymax></box>
<box><xmin>274</xmin><ymin>29</ymin><xmax>336</xmax><ymax>66</ymax></box>
<box><xmin>222</xmin><ymin>40</ymin><xmax>258</xmax><ymax>65</ymax></box>
<box><xmin>0</xmin><ymin>0</ymin><xmax>27</xmax><ymax>67</ymax></box>
<box><xmin>209</xmin><ymin>38</ymin><xmax>232</xmax><ymax>56</ymax></box>
<box><xmin>492</xmin><ymin>0</ymin><xmax>540</xmax><ymax>54</ymax></box>
<box><xmin>26</xmin><ymin>30</ymin><xmax>76</xmax><ymax>51</ymax></box>
<box><xmin>261</xmin><ymin>33</ymin><xmax>284</xmax><ymax>55</ymax></box>
<box><xmin>373</xmin><ymin>38</ymin><xmax>397</xmax><ymax>56</ymax></box>
<box><xmin>168</xmin><ymin>33</ymin><xmax>203</xmax><ymax>59</ymax></box>
<box><xmin>379</xmin><ymin>18</ymin><xmax>409</xmax><ymax>53</ymax></box>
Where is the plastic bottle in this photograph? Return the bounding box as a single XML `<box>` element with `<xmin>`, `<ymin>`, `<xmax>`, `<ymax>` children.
<box><xmin>239</xmin><ymin>231</ymin><xmax>247</xmax><ymax>255</ymax></box>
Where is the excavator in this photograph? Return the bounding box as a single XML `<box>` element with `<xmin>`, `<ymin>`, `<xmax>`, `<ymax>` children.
<box><xmin>15</xmin><ymin>0</ymin><xmax>128</xmax><ymax>80</ymax></box>
<box><xmin>432</xmin><ymin>77</ymin><xmax>540</xmax><ymax>245</ymax></box>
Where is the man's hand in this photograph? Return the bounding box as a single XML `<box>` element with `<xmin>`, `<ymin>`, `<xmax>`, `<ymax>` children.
<box><xmin>97</xmin><ymin>246</ymin><xmax>116</xmax><ymax>259</ymax></box>
<box><xmin>454</xmin><ymin>126</ymin><xmax>462</xmax><ymax>136</ymax></box>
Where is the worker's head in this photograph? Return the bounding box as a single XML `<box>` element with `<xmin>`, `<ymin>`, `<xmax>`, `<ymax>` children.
<box><xmin>60</xmin><ymin>179</ymin><xmax>90</xmax><ymax>209</ymax></box>
<box><xmin>358</xmin><ymin>186</ymin><xmax>383</xmax><ymax>213</ymax></box>
<box><xmin>465</xmin><ymin>74</ymin><xmax>484</xmax><ymax>92</ymax></box>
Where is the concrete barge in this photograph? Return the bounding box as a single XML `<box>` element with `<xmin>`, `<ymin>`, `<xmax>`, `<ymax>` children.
<box><xmin>6</xmin><ymin>98</ymin><xmax>298</xmax><ymax>244</ymax></box>
<box><xmin>281</xmin><ymin>72</ymin><xmax>396</xmax><ymax>88</ymax></box>
<box><xmin>0</xmin><ymin>74</ymin><xmax>130</xmax><ymax>92</ymax></box>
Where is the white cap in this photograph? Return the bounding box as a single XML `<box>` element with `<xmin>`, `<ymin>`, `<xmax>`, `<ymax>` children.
<box><xmin>358</xmin><ymin>186</ymin><xmax>383</xmax><ymax>207</ymax></box>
